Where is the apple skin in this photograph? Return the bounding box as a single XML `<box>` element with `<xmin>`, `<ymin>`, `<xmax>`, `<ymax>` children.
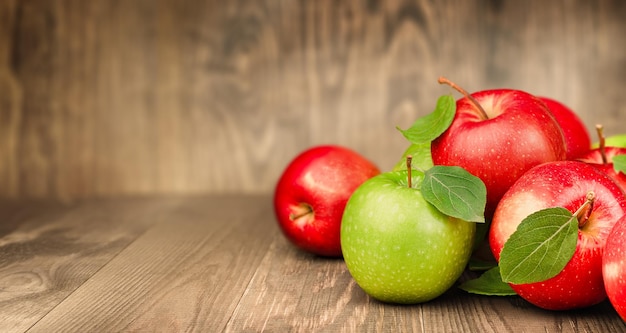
<box><xmin>273</xmin><ymin>145</ymin><xmax>380</xmax><ymax>257</ymax></box>
<box><xmin>432</xmin><ymin>89</ymin><xmax>566</xmax><ymax>219</ymax></box>
<box><xmin>340</xmin><ymin>170</ymin><xmax>475</xmax><ymax>304</ymax></box>
<box><xmin>539</xmin><ymin>97</ymin><xmax>591</xmax><ymax>160</ymax></box>
<box><xmin>490</xmin><ymin>160</ymin><xmax>626</xmax><ymax>310</ymax></box>
<box><xmin>603</xmin><ymin>213</ymin><xmax>626</xmax><ymax>321</ymax></box>
<box><xmin>578</xmin><ymin>146</ymin><xmax>626</xmax><ymax>192</ymax></box>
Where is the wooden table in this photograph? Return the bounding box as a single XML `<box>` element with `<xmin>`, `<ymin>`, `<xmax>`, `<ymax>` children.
<box><xmin>1</xmin><ymin>195</ymin><xmax>624</xmax><ymax>332</ymax></box>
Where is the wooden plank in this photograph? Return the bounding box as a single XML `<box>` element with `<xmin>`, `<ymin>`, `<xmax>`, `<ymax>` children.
<box><xmin>0</xmin><ymin>197</ymin><xmax>183</xmax><ymax>333</ymax></box>
<box><xmin>225</xmin><ymin>229</ymin><xmax>626</xmax><ymax>332</ymax></box>
<box><xmin>26</xmin><ymin>195</ymin><xmax>276</xmax><ymax>332</ymax></box>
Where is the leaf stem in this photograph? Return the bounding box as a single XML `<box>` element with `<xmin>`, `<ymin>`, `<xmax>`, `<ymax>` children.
<box><xmin>438</xmin><ymin>76</ymin><xmax>489</xmax><ymax>120</ymax></box>
<box><xmin>406</xmin><ymin>155</ymin><xmax>413</xmax><ymax>188</ymax></box>
<box><xmin>574</xmin><ymin>191</ymin><xmax>595</xmax><ymax>228</ymax></box>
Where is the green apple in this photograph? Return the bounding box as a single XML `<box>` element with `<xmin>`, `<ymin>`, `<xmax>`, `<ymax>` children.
<box><xmin>340</xmin><ymin>170</ymin><xmax>476</xmax><ymax>304</ymax></box>
<box><xmin>393</xmin><ymin>143</ymin><xmax>489</xmax><ymax>253</ymax></box>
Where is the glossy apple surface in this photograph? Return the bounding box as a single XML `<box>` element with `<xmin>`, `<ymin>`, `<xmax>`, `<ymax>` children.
<box><xmin>603</xmin><ymin>213</ymin><xmax>626</xmax><ymax>321</ymax></box>
<box><xmin>578</xmin><ymin>146</ymin><xmax>626</xmax><ymax>192</ymax></box>
<box><xmin>340</xmin><ymin>170</ymin><xmax>475</xmax><ymax>304</ymax></box>
<box><xmin>432</xmin><ymin>89</ymin><xmax>566</xmax><ymax>218</ymax></box>
<box><xmin>490</xmin><ymin>161</ymin><xmax>626</xmax><ymax>310</ymax></box>
<box><xmin>274</xmin><ymin>145</ymin><xmax>380</xmax><ymax>257</ymax></box>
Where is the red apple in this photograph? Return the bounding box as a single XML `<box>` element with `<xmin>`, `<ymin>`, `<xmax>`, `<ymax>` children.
<box><xmin>490</xmin><ymin>160</ymin><xmax>626</xmax><ymax>310</ymax></box>
<box><xmin>578</xmin><ymin>125</ymin><xmax>626</xmax><ymax>192</ymax></box>
<box><xmin>540</xmin><ymin>97</ymin><xmax>591</xmax><ymax>160</ymax></box>
<box><xmin>273</xmin><ymin>145</ymin><xmax>380</xmax><ymax>257</ymax></box>
<box><xmin>432</xmin><ymin>78</ymin><xmax>567</xmax><ymax>218</ymax></box>
<box><xmin>603</xmin><ymin>213</ymin><xmax>626</xmax><ymax>321</ymax></box>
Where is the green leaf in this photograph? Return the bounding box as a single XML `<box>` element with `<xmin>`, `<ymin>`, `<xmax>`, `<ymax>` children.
<box><xmin>499</xmin><ymin>207</ymin><xmax>578</xmax><ymax>285</ymax></box>
<box><xmin>391</xmin><ymin>143</ymin><xmax>434</xmax><ymax>172</ymax></box>
<box><xmin>397</xmin><ymin>94</ymin><xmax>456</xmax><ymax>144</ymax></box>
<box><xmin>613</xmin><ymin>154</ymin><xmax>626</xmax><ymax>174</ymax></box>
<box><xmin>459</xmin><ymin>266</ymin><xmax>517</xmax><ymax>296</ymax></box>
<box><xmin>420</xmin><ymin>166</ymin><xmax>486</xmax><ymax>223</ymax></box>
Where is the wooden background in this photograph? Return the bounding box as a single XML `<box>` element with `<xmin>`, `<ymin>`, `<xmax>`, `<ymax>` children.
<box><xmin>0</xmin><ymin>0</ymin><xmax>625</xmax><ymax>200</ymax></box>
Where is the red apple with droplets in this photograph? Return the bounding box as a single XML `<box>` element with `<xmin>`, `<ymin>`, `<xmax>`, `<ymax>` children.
<box><xmin>490</xmin><ymin>160</ymin><xmax>626</xmax><ymax>310</ymax></box>
<box><xmin>273</xmin><ymin>145</ymin><xmax>380</xmax><ymax>257</ymax></box>
<box><xmin>540</xmin><ymin>96</ymin><xmax>591</xmax><ymax>160</ymax></box>
<box><xmin>431</xmin><ymin>77</ymin><xmax>567</xmax><ymax>219</ymax></box>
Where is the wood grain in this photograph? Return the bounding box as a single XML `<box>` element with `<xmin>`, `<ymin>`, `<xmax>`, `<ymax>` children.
<box><xmin>0</xmin><ymin>0</ymin><xmax>625</xmax><ymax>198</ymax></box>
<box><xmin>0</xmin><ymin>197</ymin><xmax>183</xmax><ymax>332</ymax></box>
<box><xmin>26</xmin><ymin>195</ymin><xmax>276</xmax><ymax>333</ymax></box>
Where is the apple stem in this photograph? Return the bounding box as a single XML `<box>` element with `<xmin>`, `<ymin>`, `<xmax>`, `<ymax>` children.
<box><xmin>406</xmin><ymin>155</ymin><xmax>413</xmax><ymax>188</ymax></box>
<box><xmin>289</xmin><ymin>204</ymin><xmax>313</xmax><ymax>221</ymax></box>
<box><xmin>596</xmin><ymin>124</ymin><xmax>608</xmax><ymax>164</ymax></box>
<box><xmin>438</xmin><ymin>76</ymin><xmax>489</xmax><ymax>120</ymax></box>
<box><xmin>574</xmin><ymin>191</ymin><xmax>595</xmax><ymax>228</ymax></box>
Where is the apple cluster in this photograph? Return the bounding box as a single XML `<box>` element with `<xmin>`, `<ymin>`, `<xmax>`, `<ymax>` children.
<box><xmin>273</xmin><ymin>77</ymin><xmax>626</xmax><ymax>320</ymax></box>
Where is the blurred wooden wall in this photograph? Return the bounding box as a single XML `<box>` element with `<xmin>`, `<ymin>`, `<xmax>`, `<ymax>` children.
<box><xmin>0</xmin><ymin>0</ymin><xmax>624</xmax><ymax>200</ymax></box>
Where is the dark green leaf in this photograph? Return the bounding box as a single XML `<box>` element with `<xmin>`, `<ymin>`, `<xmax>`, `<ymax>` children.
<box><xmin>499</xmin><ymin>207</ymin><xmax>578</xmax><ymax>284</ymax></box>
<box><xmin>421</xmin><ymin>166</ymin><xmax>486</xmax><ymax>223</ymax></box>
<box><xmin>613</xmin><ymin>154</ymin><xmax>626</xmax><ymax>174</ymax></box>
<box><xmin>397</xmin><ymin>94</ymin><xmax>455</xmax><ymax>144</ymax></box>
<box><xmin>459</xmin><ymin>266</ymin><xmax>517</xmax><ymax>296</ymax></box>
